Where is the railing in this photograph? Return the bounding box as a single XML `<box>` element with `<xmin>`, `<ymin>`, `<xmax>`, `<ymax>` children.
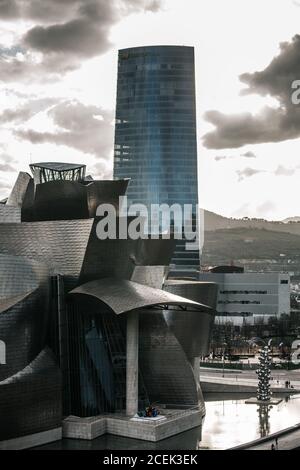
<box><xmin>200</xmin><ymin>361</ymin><xmax>300</xmax><ymax>371</ymax></box>
<box><xmin>201</xmin><ymin>375</ymin><xmax>300</xmax><ymax>389</ymax></box>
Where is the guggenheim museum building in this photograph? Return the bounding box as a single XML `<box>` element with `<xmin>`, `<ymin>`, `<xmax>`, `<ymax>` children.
<box><xmin>0</xmin><ymin>162</ymin><xmax>217</xmax><ymax>449</ymax></box>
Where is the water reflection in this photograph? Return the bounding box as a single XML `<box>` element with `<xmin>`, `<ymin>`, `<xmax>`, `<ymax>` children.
<box><xmin>33</xmin><ymin>394</ymin><xmax>300</xmax><ymax>451</ymax></box>
<box><xmin>257</xmin><ymin>405</ymin><xmax>271</xmax><ymax>438</ymax></box>
<box><xmin>201</xmin><ymin>393</ymin><xmax>300</xmax><ymax>449</ymax></box>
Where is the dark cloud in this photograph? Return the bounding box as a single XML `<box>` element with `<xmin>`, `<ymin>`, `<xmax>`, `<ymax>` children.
<box><xmin>203</xmin><ymin>35</ymin><xmax>300</xmax><ymax>149</ymax></box>
<box><xmin>20</xmin><ymin>0</ymin><xmax>81</xmax><ymax>23</ymax></box>
<box><xmin>24</xmin><ymin>2</ymin><xmax>114</xmax><ymax>58</ymax></box>
<box><xmin>0</xmin><ymin>53</ymin><xmax>79</xmax><ymax>83</ymax></box>
<box><xmin>0</xmin><ymin>0</ymin><xmax>19</xmax><ymax>19</ymax></box>
<box><xmin>0</xmin><ymin>0</ymin><xmax>163</xmax><ymax>82</ymax></box>
<box><xmin>214</xmin><ymin>155</ymin><xmax>231</xmax><ymax>161</ymax></box>
<box><xmin>241</xmin><ymin>151</ymin><xmax>256</xmax><ymax>158</ymax></box>
<box><xmin>0</xmin><ymin>98</ymin><xmax>57</xmax><ymax>124</ymax></box>
<box><xmin>236</xmin><ymin>167</ymin><xmax>265</xmax><ymax>182</ymax></box>
<box><xmin>214</xmin><ymin>151</ymin><xmax>257</xmax><ymax>162</ymax></box>
<box><xmin>15</xmin><ymin>100</ymin><xmax>114</xmax><ymax>157</ymax></box>
<box><xmin>0</xmin><ymin>162</ymin><xmax>15</xmax><ymax>172</ymax></box>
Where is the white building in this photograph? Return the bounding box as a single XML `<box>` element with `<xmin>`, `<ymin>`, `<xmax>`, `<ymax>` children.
<box><xmin>198</xmin><ymin>270</ymin><xmax>290</xmax><ymax>325</ymax></box>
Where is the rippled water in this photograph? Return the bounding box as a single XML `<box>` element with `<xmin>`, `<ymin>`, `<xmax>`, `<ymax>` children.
<box><xmin>34</xmin><ymin>394</ymin><xmax>300</xmax><ymax>450</ymax></box>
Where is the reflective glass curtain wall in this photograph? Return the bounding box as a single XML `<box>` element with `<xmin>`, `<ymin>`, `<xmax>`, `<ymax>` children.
<box><xmin>113</xmin><ymin>46</ymin><xmax>200</xmax><ymax>277</ymax></box>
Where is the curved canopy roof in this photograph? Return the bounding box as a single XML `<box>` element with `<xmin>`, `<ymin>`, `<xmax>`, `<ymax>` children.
<box><xmin>69</xmin><ymin>278</ymin><xmax>212</xmax><ymax>315</ymax></box>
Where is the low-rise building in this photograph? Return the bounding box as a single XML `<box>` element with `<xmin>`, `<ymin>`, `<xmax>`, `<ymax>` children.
<box><xmin>199</xmin><ymin>266</ymin><xmax>290</xmax><ymax>325</ymax></box>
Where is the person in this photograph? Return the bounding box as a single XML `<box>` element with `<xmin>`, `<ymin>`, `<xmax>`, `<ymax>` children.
<box><xmin>275</xmin><ymin>437</ymin><xmax>278</xmax><ymax>449</ymax></box>
<box><xmin>271</xmin><ymin>443</ymin><xmax>276</xmax><ymax>450</ymax></box>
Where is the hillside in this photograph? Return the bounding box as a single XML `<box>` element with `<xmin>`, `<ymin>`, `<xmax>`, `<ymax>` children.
<box><xmin>201</xmin><ymin>211</ymin><xmax>300</xmax><ymax>276</ymax></box>
<box><xmin>203</xmin><ymin>209</ymin><xmax>300</xmax><ymax>236</ymax></box>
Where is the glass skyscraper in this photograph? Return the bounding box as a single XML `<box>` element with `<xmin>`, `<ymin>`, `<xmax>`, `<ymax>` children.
<box><xmin>113</xmin><ymin>45</ymin><xmax>200</xmax><ymax>277</ymax></box>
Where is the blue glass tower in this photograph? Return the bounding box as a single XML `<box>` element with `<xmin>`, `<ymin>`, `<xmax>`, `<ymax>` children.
<box><xmin>114</xmin><ymin>45</ymin><xmax>199</xmax><ymax>277</ymax></box>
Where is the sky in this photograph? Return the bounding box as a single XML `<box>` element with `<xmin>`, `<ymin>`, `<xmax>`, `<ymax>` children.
<box><xmin>1</xmin><ymin>0</ymin><xmax>300</xmax><ymax>220</ymax></box>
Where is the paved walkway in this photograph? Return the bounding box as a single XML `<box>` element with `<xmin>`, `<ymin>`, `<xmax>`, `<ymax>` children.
<box><xmin>201</xmin><ymin>374</ymin><xmax>300</xmax><ymax>391</ymax></box>
<box><xmin>229</xmin><ymin>424</ymin><xmax>300</xmax><ymax>450</ymax></box>
<box><xmin>200</xmin><ymin>367</ymin><xmax>300</xmax><ymax>392</ymax></box>
<box><xmin>248</xmin><ymin>430</ymin><xmax>300</xmax><ymax>450</ymax></box>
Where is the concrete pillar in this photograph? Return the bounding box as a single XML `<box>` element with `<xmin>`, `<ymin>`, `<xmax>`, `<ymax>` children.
<box><xmin>193</xmin><ymin>357</ymin><xmax>200</xmax><ymax>384</ymax></box>
<box><xmin>126</xmin><ymin>311</ymin><xmax>139</xmax><ymax>416</ymax></box>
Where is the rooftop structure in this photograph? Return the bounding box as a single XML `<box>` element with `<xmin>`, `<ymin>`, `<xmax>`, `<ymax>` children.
<box><xmin>30</xmin><ymin>162</ymin><xmax>86</xmax><ymax>184</ymax></box>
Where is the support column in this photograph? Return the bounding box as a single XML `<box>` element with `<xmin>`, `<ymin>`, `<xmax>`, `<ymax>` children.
<box><xmin>126</xmin><ymin>311</ymin><xmax>139</xmax><ymax>416</ymax></box>
<box><xmin>192</xmin><ymin>357</ymin><xmax>200</xmax><ymax>384</ymax></box>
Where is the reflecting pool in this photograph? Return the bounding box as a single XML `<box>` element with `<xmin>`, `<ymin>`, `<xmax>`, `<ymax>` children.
<box><xmin>200</xmin><ymin>393</ymin><xmax>300</xmax><ymax>449</ymax></box>
<box><xmin>34</xmin><ymin>394</ymin><xmax>300</xmax><ymax>450</ymax></box>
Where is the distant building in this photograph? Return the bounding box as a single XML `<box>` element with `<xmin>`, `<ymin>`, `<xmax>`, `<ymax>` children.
<box><xmin>199</xmin><ymin>267</ymin><xmax>290</xmax><ymax>325</ymax></box>
<box><xmin>113</xmin><ymin>45</ymin><xmax>200</xmax><ymax>278</ymax></box>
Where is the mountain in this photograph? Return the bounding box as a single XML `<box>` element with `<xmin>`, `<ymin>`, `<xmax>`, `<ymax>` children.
<box><xmin>282</xmin><ymin>216</ymin><xmax>300</xmax><ymax>223</ymax></box>
<box><xmin>202</xmin><ymin>209</ymin><xmax>300</xmax><ymax>236</ymax></box>
<box><xmin>201</xmin><ymin>210</ymin><xmax>300</xmax><ymax>277</ymax></box>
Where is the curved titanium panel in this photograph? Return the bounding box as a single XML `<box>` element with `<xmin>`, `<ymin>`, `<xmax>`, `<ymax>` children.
<box><xmin>0</xmin><ymin>219</ymin><xmax>93</xmax><ymax>290</ymax></box>
<box><xmin>0</xmin><ymin>253</ymin><xmax>48</xmax><ymax>299</ymax></box>
<box><xmin>30</xmin><ymin>180</ymin><xmax>88</xmax><ymax>221</ymax></box>
<box><xmin>0</xmin><ymin>347</ymin><xmax>62</xmax><ymax>441</ymax></box>
<box><xmin>6</xmin><ymin>171</ymin><xmax>32</xmax><ymax>208</ymax></box>
<box><xmin>139</xmin><ymin>310</ymin><xmax>204</xmax><ymax>410</ymax></box>
<box><xmin>79</xmin><ymin>218</ymin><xmax>176</xmax><ymax>283</ymax></box>
<box><xmin>87</xmin><ymin>179</ymin><xmax>129</xmax><ymax>217</ymax></box>
<box><xmin>0</xmin><ymin>205</ymin><xmax>21</xmax><ymax>223</ymax></box>
<box><xmin>69</xmin><ymin>278</ymin><xmax>209</xmax><ymax>315</ymax></box>
<box><xmin>0</xmin><ymin>254</ymin><xmax>50</xmax><ymax>381</ymax></box>
<box><xmin>130</xmin><ymin>266</ymin><xmax>169</xmax><ymax>289</ymax></box>
<box><xmin>0</xmin><ymin>219</ymin><xmax>174</xmax><ymax>291</ymax></box>
<box><xmin>22</xmin><ymin>179</ymin><xmax>129</xmax><ymax>222</ymax></box>
<box><xmin>164</xmin><ymin>280</ymin><xmax>218</xmax><ymax>310</ymax></box>
<box><xmin>163</xmin><ymin>282</ymin><xmax>217</xmax><ymax>358</ymax></box>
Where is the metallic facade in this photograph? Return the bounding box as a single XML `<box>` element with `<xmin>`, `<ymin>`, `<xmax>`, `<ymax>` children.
<box><xmin>66</xmin><ymin>279</ymin><xmax>212</xmax><ymax>416</ymax></box>
<box><xmin>163</xmin><ymin>281</ymin><xmax>218</xmax><ymax>359</ymax></box>
<box><xmin>69</xmin><ymin>278</ymin><xmax>208</xmax><ymax>315</ymax></box>
<box><xmin>0</xmin><ymin>162</ymin><xmax>215</xmax><ymax>445</ymax></box>
<box><xmin>0</xmin><ymin>254</ymin><xmax>61</xmax><ymax>441</ymax></box>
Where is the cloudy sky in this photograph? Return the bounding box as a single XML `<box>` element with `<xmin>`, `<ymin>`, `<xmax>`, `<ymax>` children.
<box><xmin>1</xmin><ymin>0</ymin><xmax>300</xmax><ymax>220</ymax></box>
